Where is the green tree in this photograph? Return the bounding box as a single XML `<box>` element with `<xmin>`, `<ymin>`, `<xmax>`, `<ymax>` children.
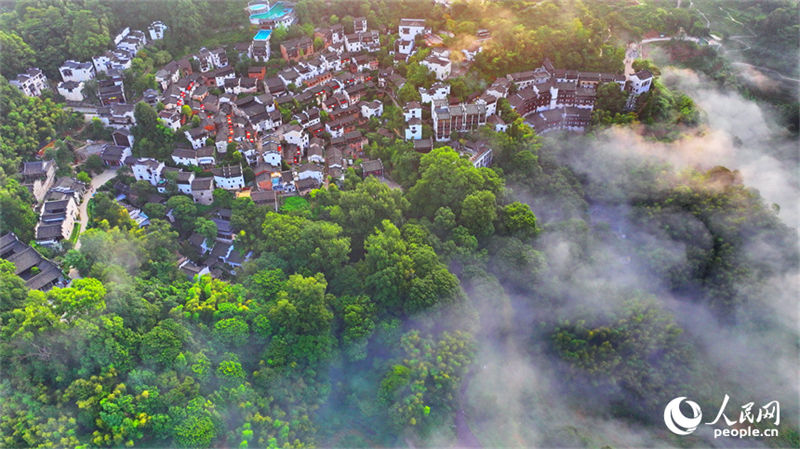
<box><xmin>84</xmin><ymin>153</ymin><xmax>106</xmax><ymax>174</ymax></box>
<box><xmin>213</xmin><ymin>317</ymin><xmax>249</xmax><ymax>347</ymax></box>
<box><xmin>379</xmin><ymin>330</ymin><xmax>474</xmax><ymax>433</ymax></box>
<box><xmin>132</xmin><ymin>102</ymin><xmax>175</xmax><ymax>159</ymax></box>
<box><xmin>0</xmin><ymin>179</ymin><xmax>37</xmax><ymax>242</ymax></box>
<box><xmin>459</xmin><ymin>190</ymin><xmax>497</xmax><ymax>237</ymax></box>
<box><xmin>0</xmin><ymin>259</ymin><xmax>27</xmax><ymax>312</ymax></box>
<box><xmin>66</xmin><ymin>9</ymin><xmax>110</xmax><ymax>60</ymax></box>
<box><xmin>76</xmin><ymin>171</ymin><xmax>91</xmax><ymax>183</ymax></box>
<box><xmin>91</xmin><ymin>192</ymin><xmax>135</xmax><ymax>230</ymax></box>
<box><xmin>311</xmin><ymin>177</ymin><xmax>409</xmax><ymax>254</ymax></box>
<box><xmin>594</xmin><ymin>82</ymin><xmax>627</xmax><ymax>116</ymax></box>
<box><xmin>194</xmin><ymin>217</ymin><xmax>218</xmax><ymax>243</ymax></box>
<box><xmin>0</xmin><ymin>31</ymin><xmax>35</xmax><ymax>78</ymax></box>
<box><xmin>500</xmin><ymin>201</ymin><xmax>538</xmax><ymax>239</ymax></box>
<box><xmin>166</xmin><ymin>195</ymin><xmax>198</xmax><ymax>234</ymax></box>
<box><xmin>259</xmin><ymin>213</ymin><xmax>350</xmax><ymax>276</ymax></box>
<box><xmin>140</xmin><ymin>319</ymin><xmax>188</xmax><ymax>366</ymax></box>
<box><xmin>408</xmin><ymin>147</ymin><xmax>502</xmax><ymax>217</ymax></box>
<box><xmin>631</xmin><ymin>59</ymin><xmax>661</xmax><ymax>77</ymax></box>
<box><xmin>397</xmin><ymin>82</ymin><xmax>421</xmax><ymax>103</ymax></box>
<box><xmin>364</xmin><ymin>220</ymin><xmax>462</xmax><ymax>315</ymax></box>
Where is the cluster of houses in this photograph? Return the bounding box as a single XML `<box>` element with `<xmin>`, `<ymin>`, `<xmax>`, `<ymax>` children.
<box><xmin>20</xmin><ymin>160</ymin><xmax>89</xmax><ymax>247</ymax></box>
<box><xmin>8</xmin><ymin>21</ymin><xmax>167</xmax><ymax>104</ymax></box>
<box><xmin>178</xmin><ymin>208</ymin><xmax>253</xmax><ymax>279</ymax></box>
<box><xmin>1</xmin><ymin>232</ymin><xmax>66</xmax><ymax>290</ymax></box>
<box><xmin>5</xmin><ymin>11</ymin><xmax>661</xmax><ymax>284</ymax></box>
<box><xmin>500</xmin><ymin>58</ymin><xmax>652</xmax><ymax>133</ymax></box>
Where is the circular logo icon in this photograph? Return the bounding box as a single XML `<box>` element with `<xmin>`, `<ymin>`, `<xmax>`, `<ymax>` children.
<box><xmin>664</xmin><ymin>397</ymin><xmax>703</xmax><ymax>435</ymax></box>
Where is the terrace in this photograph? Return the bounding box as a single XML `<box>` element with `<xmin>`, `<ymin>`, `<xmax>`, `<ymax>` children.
<box><xmin>248</xmin><ymin>1</ymin><xmax>295</xmax><ymax>27</ymax></box>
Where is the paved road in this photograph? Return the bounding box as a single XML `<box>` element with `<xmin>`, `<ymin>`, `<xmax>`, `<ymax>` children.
<box><xmin>74</xmin><ymin>168</ymin><xmax>117</xmax><ymax>251</ymax></box>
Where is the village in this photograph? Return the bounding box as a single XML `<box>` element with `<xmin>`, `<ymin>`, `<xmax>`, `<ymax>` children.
<box><xmin>5</xmin><ymin>2</ymin><xmax>654</xmax><ymax>288</ymax></box>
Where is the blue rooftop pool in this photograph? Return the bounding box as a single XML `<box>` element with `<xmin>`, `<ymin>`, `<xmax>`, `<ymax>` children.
<box><xmin>249</xmin><ymin>1</ymin><xmax>292</xmax><ymax>21</ymax></box>
<box><xmin>254</xmin><ymin>29</ymin><xmax>272</xmax><ymax>40</ymax></box>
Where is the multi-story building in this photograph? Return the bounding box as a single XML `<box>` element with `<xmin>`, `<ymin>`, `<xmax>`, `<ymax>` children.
<box><xmin>35</xmin><ymin>197</ymin><xmax>78</xmax><ymax>246</ymax></box>
<box><xmin>212</xmin><ymin>165</ymin><xmax>245</xmax><ymax>190</ymax></box>
<box><xmin>148</xmin><ymin>21</ymin><xmax>167</xmax><ymax>40</ymax></box>
<box><xmin>59</xmin><ymin>60</ymin><xmax>96</xmax><ymax>82</ymax></box>
<box><xmin>432</xmin><ymin>100</ymin><xmax>487</xmax><ymax>142</ymax></box>
<box><xmin>280</xmin><ymin>37</ymin><xmax>313</xmax><ymax>62</ymax></box>
<box><xmin>21</xmin><ymin>160</ymin><xmax>56</xmax><ymax>203</ymax></box>
<box><xmin>398</xmin><ymin>18</ymin><xmax>427</xmax><ymax>40</ymax></box>
<box><xmin>131</xmin><ymin>158</ymin><xmax>165</xmax><ymax>186</ymax></box>
<box><xmin>11</xmin><ymin>68</ymin><xmax>48</xmax><ymax>97</ymax></box>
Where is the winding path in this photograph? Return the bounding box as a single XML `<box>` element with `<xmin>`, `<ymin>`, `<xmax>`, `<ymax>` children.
<box><xmin>74</xmin><ymin>168</ymin><xmax>117</xmax><ymax>250</ymax></box>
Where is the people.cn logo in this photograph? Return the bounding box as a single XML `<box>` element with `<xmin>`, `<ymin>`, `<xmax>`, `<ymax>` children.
<box><xmin>664</xmin><ymin>397</ymin><xmax>703</xmax><ymax>435</ymax></box>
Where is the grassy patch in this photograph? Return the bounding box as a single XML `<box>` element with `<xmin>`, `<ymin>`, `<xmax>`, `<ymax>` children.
<box><xmin>280</xmin><ymin>196</ymin><xmax>310</xmax><ymax>214</ymax></box>
<box><xmin>68</xmin><ymin>222</ymin><xmax>82</xmax><ymax>244</ymax></box>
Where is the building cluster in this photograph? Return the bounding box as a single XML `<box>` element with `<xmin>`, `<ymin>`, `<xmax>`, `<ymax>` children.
<box><xmin>1</xmin><ymin>232</ymin><xmax>65</xmax><ymax>290</ymax></box>
<box><xmin>504</xmin><ymin>58</ymin><xmax>651</xmax><ymax>134</ymax></box>
<box><xmin>8</xmin><ymin>21</ymin><xmax>166</xmax><ymax>104</ymax></box>
<box><xmin>6</xmin><ymin>13</ymin><xmax>661</xmax><ymax>282</ymax></box>
<box><xmin>19</xmin><ymin>160</ymin><xmax>89</xmax><ymax>247</ymax></box>
<box><xmin>178</xmin><ymin>208</ymin><xmax>253</xmax><ymax>279</ymax></box>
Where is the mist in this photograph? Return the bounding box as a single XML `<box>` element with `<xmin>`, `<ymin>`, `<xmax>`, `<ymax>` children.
<box><xmin>440</xmin><ymin>66</ymin><xmax>799</xmax><ymax>448</ymax></box>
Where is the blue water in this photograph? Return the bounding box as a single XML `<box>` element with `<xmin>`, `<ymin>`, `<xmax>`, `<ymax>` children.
<box><xmin>254</xmin><ymin>29</ymin><xmax>272</xmax><ymax>40</ymax></box>
<box><xmin>250</xmin><ymin>2</ymin><xmax>291</xmax><ymax>20</ymax></box>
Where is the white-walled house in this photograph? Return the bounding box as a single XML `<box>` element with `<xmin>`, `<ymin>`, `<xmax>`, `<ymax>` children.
<box><xmin>214</xmin><ymin>67</ymin><xmax>236</xmax><ymax>86</ymax></box>
<box><xmin>148</xmin><ymin>21</ymin><xmax>167</xmax><ymax>40</ymax></box>
<box><xmin>628</xmin><ymin>70</ymin><xmax>654</xmax><ymax>95</ymax></box>
<box><xmin>344</xmin><ymin>34</ymin><xmax>362</xmax><ymax>53</ymax></box>
<box><xmin>57</xmin><ymin>81</ymin><xmax>85</xmax><ymax>102</ymax></box>
<box><xmin>361</xmin><ymin>100</ymin><xmax>383</xmax><ymax>119</ymax></box>
<box><xmin>403</xmin><ymin>101</ymin><xmax>422</xmax><ymax>121</ymax></box>
<box><xmin>212</xmin><ymin>165</ymin><xmax>245</xmax><ymax>190</ymax></box>
<box><xmin>405</xmin><ymin>118</ymin><xmax>422</xmax><ymax>140</ymax></box>
<box><xmin>396</xmin><ymin>39</ymin><xmax>415</xmax><ymax>56</ymax></box>
<box><xmin>398</xmin><ymin>18</ymin><xmax>426</xmax><ymax>40</ymax></box>
<box><xmin>159</xmin><ymin>110</ymin><xmax>182</xmax><ymax>131</ymax></box>
<box><xmin>421</xmin><ymin>56</ymin><xmax>451</xmax><ymax>81</ymax></box>
<box><xmin>131</xmin><ymin>158</ymin><xmax>165</xmax><ymax>186</ymax></box>
<box><xmin>263</xmin><ymin>148</ymin><xmax>282</xmax><ymax>166</ymax></box>
<box><xmin>283</xmin><ymin>125</ymin><xmax>309</xmax><ymax>150</ymax></box>
<box><xmin>176</xmin><ymin>171</ymin><xmax>195</xmax><ymax>195</ymax></box>
<box><xmin>172</xmin><ymin>147</ymin><xmax>198</xmax><ymax>166</ymax></box>
<box><xmin>185</xmin><ymin>127</ymin><xmax>210</xmax><ymax>150</ymax></box>
<box><xmin>297</xmin><ymin>163</ymin><xmax>324</xmax><ymax>184</ymax></box>
<box><xmin>11</xmin><ymin>68</ymin><xmax>48</xmax><ymax>97</ymax></box>
<box><xmin>59</xmin><ymin>60</ymin><xmax>95</xmax><ymax>82</ymax></box>
<box><xmin>419</xmin><ymin>82</ymin><xmax>450</xmax><ymax>103</ymax></box>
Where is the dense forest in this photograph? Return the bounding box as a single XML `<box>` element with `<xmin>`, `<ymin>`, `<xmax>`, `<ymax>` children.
<box><xmin>1</xmin><ymin>0</ymin><xmax>799</xmax><ymax>447</ymax></box>
<box><xmin>3</xmin><ymin>131</ymin><xmax>798</xmax><ymax>446</ymax></box>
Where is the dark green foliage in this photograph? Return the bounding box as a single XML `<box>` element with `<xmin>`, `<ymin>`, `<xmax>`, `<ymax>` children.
<box><xmin>551</xmin><ymin>296</ymin><xmax>693</xmax><ymax>418</ymax></box>
<box><xmin>364</xmin><ymin>220</ymin><xmax>462</xmax><ymax>315</ymax></box>
<box><xmin>0</xmin><ymin>76</ymin><xmax>81</xmax><ymax>176</ymax></box>
<box><xmin>258</xmin><ymin>212</ymin><xmax>350</xmax><ymax>277</ymax></box>
<box><xmin>630</xmin><ymin>168</ymin><xmax>799</xmax><ymax>313</ymax></box>
<box><xmin>0</xmin><ymin>179</ymin><xmax>38</xmax><ymax>242</ymax></box>
<box><xmin>0</xmin><ymin>3</ymin><xmax>796</xmax><ymax>448</ymax></box>
<box><xmin>594</xmin><ymin>82</ymin><xmax>628</xmax><ymax>116</ymax></box>
<box><xmin>0</xmin><ymin>259</ymin><xmax>28</xmax><ymax>312</ymax></box>
<box><xmin>379</xmin><ymin>330</ymin><xmax>474</xmax><ymax>433</ymax></box>
<box><xmin>132</xmin><ymin>102</ymin><xmax>176</xmax><ymax>160</ymax></box>
<box><xmin>91</xmin><ymin>192</ymin><xmax>136</xmax><ymax>230</ymax></box>
<box><xmin>408</xmin><ymin>147</ymin><xmax>502</xmax><ymax>218</ymax></box>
